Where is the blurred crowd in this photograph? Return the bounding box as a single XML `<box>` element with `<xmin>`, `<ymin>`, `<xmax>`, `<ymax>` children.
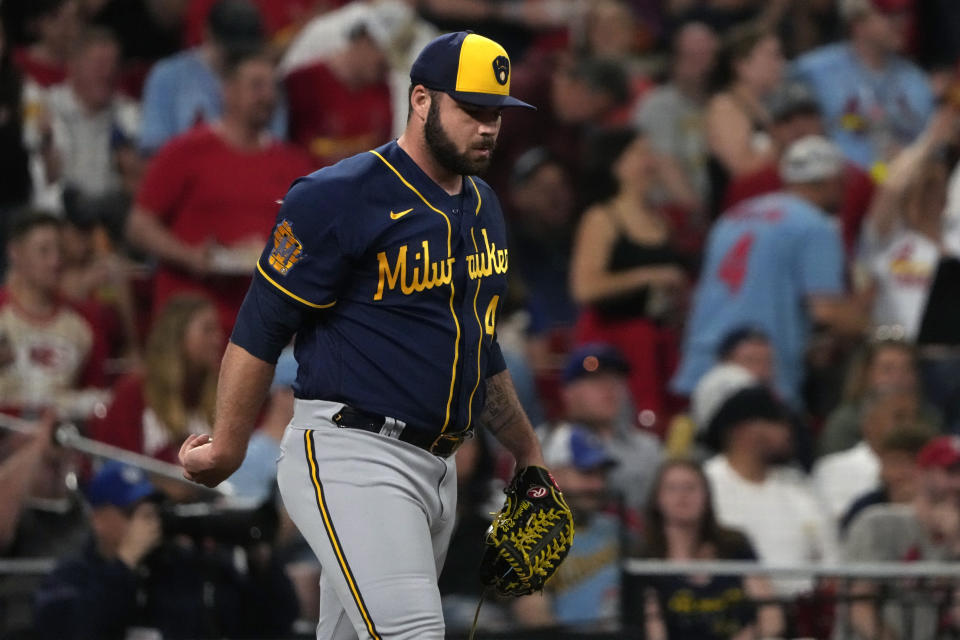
<box><xmin>2</xmin><ymin>0</ymin><xmax>960</xmax><ymax>638</ymax></box>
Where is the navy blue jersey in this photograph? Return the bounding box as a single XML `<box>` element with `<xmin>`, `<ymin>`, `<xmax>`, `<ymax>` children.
<box><xmin>252</xmin><ymin>140</ymin><xmax>509</xmax><ymax>434</ymax></box>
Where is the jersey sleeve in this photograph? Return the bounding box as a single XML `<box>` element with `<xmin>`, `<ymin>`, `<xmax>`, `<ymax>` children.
<box><xmin>797</xmin><ymin>219</ymin><xmax>845</xmax><ymax>297</ymax></box>
<box><xmin>254</xmin><ymin>175</ymin><xmax>355</xmax><ymax>310</ymax></box>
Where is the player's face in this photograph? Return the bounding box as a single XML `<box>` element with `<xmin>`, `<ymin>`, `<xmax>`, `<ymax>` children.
<box><xmin>657</xmin><ymin>465</ymin><xmax>708</xmax><ymax>527</ymax></box>
<box><xmin>9</xmin><ymin>226</ymin><xmax>62</xmax><ymax>295</ymax></box>
<box><xmin>182</xmin><ymin>305</ymin><xmax>225</xmax><ymax>371</ymax></box>
<box><xmin>424</xmin><ymin>92</ymin><xmax>501</xmax><ymax>175</ymax></box>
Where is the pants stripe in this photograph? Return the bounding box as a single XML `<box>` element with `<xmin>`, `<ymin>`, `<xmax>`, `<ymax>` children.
<box><xmin>304</xmin><ymin>429</ymin><xmax>382</xmax><ymax>640</ymax></box>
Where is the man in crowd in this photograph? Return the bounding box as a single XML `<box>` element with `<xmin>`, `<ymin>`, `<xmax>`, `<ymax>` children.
<box><xmin>791</xmin><ymin>0</ymin><xmax>933</xmax><ymax>172</ymax></box>
<box><xmin>284</xmin><ymin>20</ymin><xmax>392</xmax><ymax>168</ymax></box>
<box><xmin>813</xmin><ymin>389</ymin><xmax>923</xmax><ymax>521</ymax></box>
<box><xmin>672</xmin><ymin>136</ymin><xmax>864</xmax><ymax>405</ymax></box>
<box><xmin>513</xmin><ymin>425</ymin><xmax>621</xmax><ymax>630</ymax></box>
<box><xmin>0</xmin><ymin>213</ymin><xmax>107</xmax><ymax>416</ymax></box>
<box><xmin>126</xmin><ymin>49</ymin><xmax>311</xmax><ymax>333</ymax></box>
<box><xmin>844</xmin><ymin>436</ymin><xmax>960</xmax><ymax>638</ymax></box>
<box><xmin>138</xmin><ymin>0</ymin><xmax>285</xmax><ymax>155</ymax></box>
<box><xmin>34</xmin><ymin>461</ymin><xmax>299</xmax><ymax>639</ymax></box>
<box><xmin>703</xmin><ymin>382</ymin><xmax>839</xmax><ymax>596</ymax></box>
<box><xmin>549</xmin><ymin>343</ymin><xmax>663</xmax><ymax>516</ymax></box>
<box><xmin>723</xmin><ymin>82</ymin><xmax>875</xmax><ymax>255</ymax></box>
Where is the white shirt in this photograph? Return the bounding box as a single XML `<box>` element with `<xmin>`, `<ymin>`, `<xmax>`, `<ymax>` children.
<box><xmin>704</xmin><ymin>455</ymin><xmax>839</xmax><ymax>596</ymax></box>
<box><xmin>812</xmin><ymin>440</ymin><xmax>880</xmax><ymax>521</ymax></box>
<box><xmin>861</xmin><ymin>227</ymin><xmax>938</xmax><ymax>340</ymax></box>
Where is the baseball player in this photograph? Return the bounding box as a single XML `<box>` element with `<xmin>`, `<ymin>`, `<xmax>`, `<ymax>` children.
<box><xmin>179</xmin><ymin>32</ymin><xmax>556</xmax><ymax>639</ymax></box>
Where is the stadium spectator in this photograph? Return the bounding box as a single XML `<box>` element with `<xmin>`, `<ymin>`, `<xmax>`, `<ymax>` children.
<box><xmin>45</xmin><ymin>28</ymin><xmax>139</xmax><ymax>209</ymax></box>
<box><xmin>126</xmin><ymin>49</ymin><xmax>311</xmax><ymax>332</ymax></box>
<box><xmin>570</xmin><ymin>128</ymin><xmax>690</xmax><ymax>430</ymax></box>
<box><xmin>856</xmin><ymin>104</ymin><xmax>959</xmax><ymax>340</ymax></box>
<box><xmin>813</xmin><ymin>389</ymin><xmax>923</xmax><ymax>521</ymax></box>
<box><xmin>89</xmin><ymin>295</ymin><xmax>222</xmax><ymax>466</ymax></box>
<box><xmin>634</xmin><ymin>21</ymin><xmax>719</xmax><ymax>219</ymax></box>
<box><xmin>513</xmin><ymin>424</ymin><xmax>621</xmax><ymax>630</ymax></box>
<box><xmin>630</xmin><ymin>458</ymin><xmax>784</xmax><ymax>640</ymax></box>
<box><xmin>791</xmin><ymin>0</ymin><xmax>933</xmax><ymax>171</ymax></box>
<box><xmin>702</xmin><ymin>383</ymin><xmax>839</xmax><ymax>596</ymax></box>
<box><xmin>819</xmin><ymin>339</ymin><xmax>941</xmax><ymax>455</ymax></box>
<box><xmin>704</xmin><ymin>22</ymin><xmax>784</xmax><ymax>215</ymax></box>
<box><xmin>491</xmin><ymin>54</ymin><xmax>631</xmax><ymax>207</ymax></box>
<box><xmin>284</xmin><ymin>20</ymin><xmax>391</xmax><ymax>168</ymax></box>
<box><xmin>549</xmin><ymin>343</ymin><xmax>663</xmax><ymax>515</ymax></box>
<box><xmin>91</xmin><ymin>0</ymin><xmax>190</xmax><ymax>98</ymax></box>
<box><xmin>0</xmin><ymin>14</ymin><xmax>31</xmax><ymax>225</ymax></box>
<box><xmin>723</xmin><ymin>81</ymin><xmax>876</xmax><ymax>255</ymax></box>
<box><xmin>843</xmin><ymin>435</ymin><xmax>960</xmax><ymax>639</ymax></box>
<box><xmin>34</xmin><ymin>461</ymin><xmax>299</xmax><ymax>639</ymax></box>
<box><xmin>840</xmin><ymin>424</ymin><xmax>933</xmax><ymax>533</ymax></box>
<box><xmin>11</xmin><ymin>0</ymin><xmax>79</xmax><ymax>89</ymax></box>
<box><xmin>505</xmin><ymin>147</ymin><xmax>578</xmax><ymax>332</ymax></box>
<box><xmin>0</xmin><ymin>213</ymin><xmax>107</xmax><ymax>417</ymax></box>
<box><xmin>137</xmin><ymin>0</ymin><xmax>286</xmax><ymax>155</ymax></box>
<box><xmin>672</xmin><ymin>136</ymin><xmax>863</xmax><ymax>405</ymax></box>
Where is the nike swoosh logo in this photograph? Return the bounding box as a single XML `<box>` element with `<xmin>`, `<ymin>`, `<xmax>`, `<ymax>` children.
<box><xmin>390</xmin><ymin>208</ymin><xmax>414</xmax><ymax>220</ymax></box>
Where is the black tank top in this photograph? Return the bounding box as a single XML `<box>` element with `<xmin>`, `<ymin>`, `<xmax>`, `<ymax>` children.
<box><xmin>593</xmin><ymin>208</ymin><xmax>686</xmax><ymax>320</ymax></box>
<box><xmin>706</xmin><ymin>95</ymin><xmax>770</xmax><ymax>218</ymax></box>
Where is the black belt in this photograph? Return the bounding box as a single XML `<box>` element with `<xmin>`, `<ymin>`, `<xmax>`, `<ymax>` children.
<box><xmin>332</xmin><ymin>406</ymin><xmax>471</xmax><ymax>457</ymax></box>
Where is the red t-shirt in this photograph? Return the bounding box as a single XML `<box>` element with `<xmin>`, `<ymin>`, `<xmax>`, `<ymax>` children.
<box><xmin>284</xmin><ymin>60</ymin><xmax>393</xmax><ymax>168</ymax></box>
<box><xmin>12</xmin><ymin>48</ymin><xmax>67</xmax><ymax>88</ymax></box>
<box><xmin>135</xmin><ymin>125</ymin><xmax>312</xmax><ymax>332</ymax></box>
<box><xmin>723</xmin><ymin>162</ymin><xmax>875</xmax><ymax>257</ymax></box>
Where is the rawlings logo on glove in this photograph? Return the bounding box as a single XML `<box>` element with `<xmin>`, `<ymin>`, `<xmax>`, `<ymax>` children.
<box><xmin>479</xmin><ymin>465</ymin><xmax>575</xmax><ymax>597</ymax></box>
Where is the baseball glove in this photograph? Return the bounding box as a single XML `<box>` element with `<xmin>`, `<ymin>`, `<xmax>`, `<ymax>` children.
<box><xmin>479</xmin><ymin>465</ymin><xmax>575</xmax><ymax>597</ymax></box>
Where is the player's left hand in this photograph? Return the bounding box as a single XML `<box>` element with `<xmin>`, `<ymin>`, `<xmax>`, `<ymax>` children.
<box><xmin>179</xmin><ymin>433</ymin><xmax>237</xmax><ymax>488</ymax></box>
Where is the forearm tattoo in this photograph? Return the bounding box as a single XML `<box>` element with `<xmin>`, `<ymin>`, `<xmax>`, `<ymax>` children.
<box><xmin>479</xmin><ymin>371</ymin><xmax>524</xmax><ymax>435</ymax></box>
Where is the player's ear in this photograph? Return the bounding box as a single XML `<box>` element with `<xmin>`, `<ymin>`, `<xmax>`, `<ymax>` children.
<box><xmin>410</xmin><ymin>84</ymin><xmax>432</xmax><ymax>122</ymax></box>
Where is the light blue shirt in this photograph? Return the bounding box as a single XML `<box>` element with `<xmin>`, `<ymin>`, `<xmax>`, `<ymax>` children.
<box><xmin>791</xmin><ymin>43</ymin><xmax>932</xmax><ymax>169</ymax></box>
<box><xmin>672</xmin><ymin>193</ymin><xmax>845</xmax><ymax>402</ymax></box>
<box><xmin>550</xmin><ymin>513</ymin><xmax>620</xmax><ymax>627</ymax></box>
<box><xmin>139</xmin><ymin>48</ymin><xmax>287</xmax><ymax>154</ymax></box>
<box><xmin>227</xmin><ymin>432</ymin><xmax>281</xmax><ymax>504</ymax></box>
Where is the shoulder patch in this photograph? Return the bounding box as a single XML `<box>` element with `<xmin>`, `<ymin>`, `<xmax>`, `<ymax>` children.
<box><xmin>268</xmin><ymin>219</ymin><xmax>303</xmax><ymax>275</ymax></box>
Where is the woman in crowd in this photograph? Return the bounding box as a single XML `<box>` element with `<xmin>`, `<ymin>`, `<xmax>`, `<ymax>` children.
<box><xmin>819</xmin><ymin>338</ymin><xmax>941</xmax><ymax>456</ymax></box>
<box><xmin>631</xmin><ymin>458</ymin><xmax>783</xmax><ymax>640</ymax></box>
<box><xmin>704</xmin><ymin>22</ymin><xmax>784</xmax><ymax>215</ymax></box>
<box><xmin>569</xmin><ymin>127</ymin><xmax>689</xmax><ymax>435</ymax></box>
<box><xmin>89</xmin><ymin>294</ymin><xmax>222</xmax><ymax>464</ymax></box>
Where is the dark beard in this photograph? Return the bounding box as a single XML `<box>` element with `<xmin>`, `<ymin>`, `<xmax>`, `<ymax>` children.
<box><xmin>424</xmin><ymin>98</ymin><xmax>495</xmax><ymax>176</ymax></box>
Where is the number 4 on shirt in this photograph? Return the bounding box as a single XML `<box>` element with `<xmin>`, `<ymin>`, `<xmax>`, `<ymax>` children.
<box><xmin>718</xmin><ymin>232</ymin><xmax>755</xmax><ymax>294</ymax></box>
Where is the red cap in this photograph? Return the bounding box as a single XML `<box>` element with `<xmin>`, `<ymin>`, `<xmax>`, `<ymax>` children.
<box><xmin>917</xmin><ymin>436</ymin><xmax>960</xmax><ymax>470</ymax></box>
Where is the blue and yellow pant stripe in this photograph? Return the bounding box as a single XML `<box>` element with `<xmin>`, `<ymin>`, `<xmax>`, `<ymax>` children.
<box><xmin>304</xmin><ymin>429</ymin><xmax>381</xmax><ymax>640</ymax></box>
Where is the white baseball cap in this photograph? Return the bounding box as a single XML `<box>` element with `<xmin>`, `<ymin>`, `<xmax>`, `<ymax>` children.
<box><xmin>691</xmin><ymin>363</ymin><xmax>756</xmax><ymax>432</ymax></box>
<box><xmin>779</xmin><ymin>135</ymin><xmax>845</xmax><ymax>184</ymax></box>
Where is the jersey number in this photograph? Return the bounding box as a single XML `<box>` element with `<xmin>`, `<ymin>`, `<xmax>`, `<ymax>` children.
<box><xmin>484</xmin><ymin>295</ymin><xmax>500</xmax><ymax>336</ymax></box>
<box><xmin>717</xmin><ymin>232</ymin><xmax>755</xmax><ymax>294</ymax></box>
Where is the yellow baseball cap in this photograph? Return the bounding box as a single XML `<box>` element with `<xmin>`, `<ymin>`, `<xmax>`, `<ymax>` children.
<box><xmin>409</xmin><ymin>31</ymin><xmax>535</xmax><ymax>110</ymax></box>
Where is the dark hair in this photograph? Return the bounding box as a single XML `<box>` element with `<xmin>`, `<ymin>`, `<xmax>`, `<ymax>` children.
<box><xmin>640</xmin><ymin>459</ymin><xmax>750</xmax><ymax>559</ymax></box>
<box><xmin>710</xmin><ymin>21</ymin><xmax>775</xmax><ymax>93</ymax></box>
<box><xmin>717</xmin><ymin>325</ymin><xmax>770</xmax><ymax>360</ymax></box>
<box><xmin>7</xmin><ymin>211</ymin><xmax>62</xmax><ymax>245</ymax></box>
<box><xmin>221</xmin><ymin>47</ymin><xmax>271</xmax><ymax>80</ymax></box>
<box><xmin>581</xmin><ymin>126</ymin><xmax>641</xmax><ymax>206</ymax></box>
<box><xmin>71</xmin><ymin>26</ymin><xmax>119</xmax><ymax>57</ymax></box>
<box><xmin>879</xmin><ymin>425</ymin><xmax>935</xmax><ymax>456</ymax></box>
<box><xmin>562</xmin><ymin>57</ymin><xmax>630</xmax><ymax>105</ymax></box>
<box><xmin>24</xmin><ymin>0</ymin><xmax>69</xmax><ymax>22</ymax></box>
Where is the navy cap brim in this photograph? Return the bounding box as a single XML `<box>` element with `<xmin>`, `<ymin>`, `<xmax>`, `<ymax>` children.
<box><xmin>446</xmin><ymin>89</ymin><xmax>536</xmax><ymax>110</ymax></box>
